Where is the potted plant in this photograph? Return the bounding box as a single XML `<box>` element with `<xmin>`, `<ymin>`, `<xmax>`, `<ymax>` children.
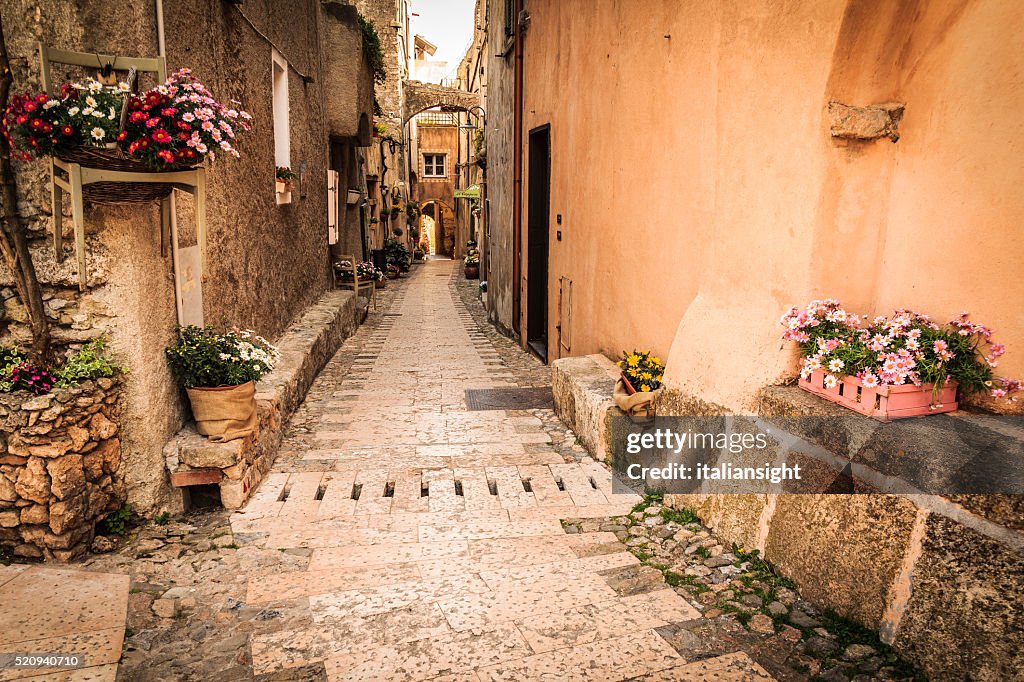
<box><xmin>780</xmin><ymin>300</ymin><xmax>1019</xmax><ymax>420</ymax></box>
<box><xmin>165</xmin><ymin>326</ymin><xmax>279</xmax><ymax>442</ymax></box>
<box><xmin>390</xmin><ymin>205</ymin><xmax>401</xmax><ymax>217</ymax></box>
<box><xmin>464</xmin><ymin>252</ymin><xmax>480</xmax><ymax>279</ymax></box>
<box><xmin>356</xmin><ymin>260</ymin><xmax>378</xmax><ymax>281</ymax></box>
<box><xmin>374</xmin><ymin>268</ymin><xmax>388</xmax><ymax>288</ymax></box>
<box><xmin>386</xmin><ymin>265</ymin><xmax>400</xmax><ymax>280</ymax></box>
<box><xmin>413</xmin><ymin>247</ymin><xmax>425</xmax><ymax>262</ymax></box>
<box><xmin>334</xmin><ymin>259</ymin><xmax>355</xmax><ymax>281</ymax></box>
<box><xmin>275</xmin><ymin>166</ymin><xmax>296</xmax><ymax>193</ymax></box>
<box><xmin>615</xmin><ymin>350</ymin><xmax>665</xmax><ymax>417</ymax></box>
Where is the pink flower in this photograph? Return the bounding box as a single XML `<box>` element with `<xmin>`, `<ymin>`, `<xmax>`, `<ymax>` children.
<box><xmin>861</xmin><ymin>374</ymin><xmax>879</xmax><ymax>388</ymax></box>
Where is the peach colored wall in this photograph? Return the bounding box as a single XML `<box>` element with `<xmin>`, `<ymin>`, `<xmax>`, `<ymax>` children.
<box><xmin>520</xmin><ymin>0</ymin><xmax>1023</xmax><ymax>411</ymax></box>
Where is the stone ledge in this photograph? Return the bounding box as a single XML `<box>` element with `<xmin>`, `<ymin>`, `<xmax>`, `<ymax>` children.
<box><xmin>164</xmin><ymin>290</ymin><xmax>359</xmax><ymax>509</ymax></box>
<box><xmin>551</xmin><ymin>354</ymin><xmax>623</xmax><ymax>464</ymax></box>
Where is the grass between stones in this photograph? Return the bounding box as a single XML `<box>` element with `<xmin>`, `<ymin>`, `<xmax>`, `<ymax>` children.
<box><xmin>584</xmin><ymin>493</ymin><xmax>925</xmax><ymax>681</ymax></box>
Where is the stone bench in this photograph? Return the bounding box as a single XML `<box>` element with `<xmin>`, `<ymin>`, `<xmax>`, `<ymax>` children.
<box><xmin>164</xmin><ymin>290</ymin><xmax>359</xmax><ymax>509</ymax></box>
<box><xmin>551</xmin><ymin>354</ymin><xmax>624</xmax><ymax>464</ymax></box>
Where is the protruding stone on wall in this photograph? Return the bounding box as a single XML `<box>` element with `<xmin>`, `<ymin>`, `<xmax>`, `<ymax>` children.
<box><xmin>827</xmin><ymin>102</ymin><xmax>905</xmax><ymax>142</ymax></box>
<box><xmin>0</xmin><ymin>378</ymin><xmax>124</xmax><ymax>561</ymax></box>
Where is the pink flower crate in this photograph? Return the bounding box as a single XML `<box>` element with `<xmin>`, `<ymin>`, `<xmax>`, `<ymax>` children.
<box><xmin>798</xmin><ymin>369</ymin><xmax>957</xmax><ymax>422</ymax></box>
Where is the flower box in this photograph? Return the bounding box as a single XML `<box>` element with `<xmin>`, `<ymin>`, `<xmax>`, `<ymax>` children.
<box><xmin>799</xmin><ymin>369</ymin><xmax>957</xmax><ymax>422</ymax></box>
<box><xmin>275</xmin><ymin>179</ymin><xmax>289</xmax><ymax>194</ymax></box>
<box><xmin>346</xmin><ymin>189</ymin><xmax>361</xmax><ymax>205</ymax></box>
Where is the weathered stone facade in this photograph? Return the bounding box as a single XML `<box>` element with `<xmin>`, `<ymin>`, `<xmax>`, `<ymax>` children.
<box><xmin>0</xmin><ymin>379</ymin><xmax>123</xmax><ymax>561</ymax></box>
<box><xmin>1</xmin><ymin>0</ymin><xmax>373</xmax><ymax>516</ymax></box>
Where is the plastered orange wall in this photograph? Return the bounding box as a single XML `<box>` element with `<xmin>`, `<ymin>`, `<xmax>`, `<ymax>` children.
<box><xmin>520</xmin><ymin>0</ymin><xmax>1023</xmax><ymax>410</ymax></box>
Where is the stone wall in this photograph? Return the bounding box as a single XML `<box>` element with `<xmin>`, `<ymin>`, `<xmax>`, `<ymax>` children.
<box><xmin>551</xmin><ymin>355</ymin><xmax>1024</xmax><ymax>680</ymax></box>
<box><xmin>0</xmin><ymin>379</ymin><xmax>124</xmax><ymax>561</ymax></box>
<box><xmin>164</xmin><ymin>290</ymin><xmax>359</xmax><ymax>509</ymax></box>
<box><xmin>0</xmin><ymin>0</ymin><xmax>351</xmax><ymax>515</ymax></box>
<box><xmin>482</xmin><ymin>0</ymin><xmax>516</xmax><ymax>334</ymax></box>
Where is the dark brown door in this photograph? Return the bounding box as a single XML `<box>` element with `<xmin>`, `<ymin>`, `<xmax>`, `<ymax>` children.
<box><xmin>527</xmin><ymin>125</ymin><xmax>551</xmax><ymax>361</ymax></box>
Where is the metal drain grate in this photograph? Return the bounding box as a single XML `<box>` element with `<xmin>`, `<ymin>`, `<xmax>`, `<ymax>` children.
<box><xmin>465</xmin><ymin>386</ymin><xmax>554</xmax><ymax>411</ymax></box>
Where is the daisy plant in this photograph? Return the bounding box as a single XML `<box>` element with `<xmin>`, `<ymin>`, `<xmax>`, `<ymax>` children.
<box><xmin>617</xmin><ymin>350</ymin><xmax>665</xmax><ymax>393</ymax></box>
<box><xmin>781</xmin><ymin>299</ymin><xmax>1019</xmax><ymax>401</ymax></box>
<box><xmin>3</xmin><ymin>78</ymin><xmax>129</xmax><ymax>159</ymax></box>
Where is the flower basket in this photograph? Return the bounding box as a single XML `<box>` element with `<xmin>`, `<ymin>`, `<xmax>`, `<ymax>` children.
<box><xmin>799</xmin><ymin>369</ymin><xmax>957</xmax><ymax>422</ymax></box>
<box><xmin>346</xmin><ymin>189</ymin><xmax>361</xmax><ymax>205</ymax></box>
<box><xmin>185</xmin><ymin>381</ymin><xmax>258</xmax><ymax>442</ymax></box>
<box><xmin>615</xmin><ymin>375</ymin><xmax>659</xmax><ymax>419</ymax></box>
<box><xmin>55</xmin><ymin>147</ymin><xmax>197</xmax><ymax>204</ymax></box>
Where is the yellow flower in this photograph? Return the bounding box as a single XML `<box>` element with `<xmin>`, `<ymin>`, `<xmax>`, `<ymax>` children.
<box><xmin>656</xmin><ymin>375</ymin><xmax>663</xmax><ymax>382</ymax></box>
<box><xmin>641</xmin><ymin>372</ymin><xmax>652</xmax><ymax>381</ymax></box>
<box><xmin>641</xmin><ymin>384</ymin><xmax>651</xmax><ymax>392</ymax></box>
<box><xmin>627</xmin><ymin>354</ymin><xmax>640</xmax><ymax>367</ymax></box>
<box><xmin>651</xmin><ymin>356</ymin><xmax>662</xmax><ymax>366</ymax></box>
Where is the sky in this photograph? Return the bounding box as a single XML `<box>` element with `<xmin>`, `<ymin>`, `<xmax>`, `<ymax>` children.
<box><xmin>409</xmin><ymin>0</ymin><xmax>477</xmax><ymax>78</ymax></box>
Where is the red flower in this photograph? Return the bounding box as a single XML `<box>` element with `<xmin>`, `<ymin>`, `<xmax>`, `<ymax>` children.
<box><xmin>156</xmin><ymin>149</ymin><xmax>175</xmax><ymax>164</ymax></box>
<box><xmin>138</xmin><ymin>139</ymin><xmax>150</xmax><ymax>149</ymax></box>
<box><xmin>34</xmin><ymin>93</ymin><xmax>48</xmax><ymax>104</ymax></box>
<box><xmin>151</xmin><ymin>129</ymin><xmax>172</xmax><ymax>144</ymax></box>
<box><xmin>129</xmin><ymin>111</ymin><xmax>148</xmax><ymax>123</ymax></box>
<box><xmin>61</xmin><ymin>125</ymin><xmax>74</xmax><ymax>136</ymax></box>
<box><xmin>15</xmin><ymin>114</ymin><xmax>27</xmax><ymax>125</ymax></box>
<box><xmin>128</xmin><ymin>141</ymin><xmax>139</xmax><ymax>153</ymax></box>
<box><xmin>177</xmin><ymin>132</ymin><xmax>190</xmax><ymax>141</ymax></box>
<box><xmin>184</xmin><ymin>149</ymin><xmax>196</xmax><ymax>159</ymax></box>
<box><xmin>23</xmin><ymin>101</ymin><xmax>37</xmax><ymax>112</ymax></box>
<box><xmin>175</xmin><ymin>121</ymin><xmax>192</xmax><ymax>131</ymax></box>
<box><xmin>29</xmin><ymin>118</ymin><xmax>42</xmax><ymax>129</ymax></box>
<box><xmin>40</xmin><ymin>122</ymin><xmax>53</xmax><ymax>133</ymax></box>
<box><xmin>117</xmin><ymin>130</ymin><xmax>128</xmax><ymax>141</ymax></box>
<box><xmin>161</xmin><ymin>107</ymin><xmax>177</xmax><ymax>116</ymax></box>
<box><xmin>146</xmin><ymin>117</ymin><xmax>162</xmax><ymax>128</ymax></box>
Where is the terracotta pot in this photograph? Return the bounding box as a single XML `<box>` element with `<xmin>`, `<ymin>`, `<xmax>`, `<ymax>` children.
<box><xmin>621</xmin><ymin>374</ymin><xmax>637</xmax><ymax>395</ymax></box>
<box><xmin>798</xmin><ymin>369</ymin><xmax>958</xmax><ymax>422</ymax></box>
<box><xmin>464</xmin><ymin>264</ymin><xmax>480</xmax><ymax>279</ymax></box>
<box><xmin>185</xmin><ymin>381</ymin><xmax>258</xmax><ymax>442</ymax></box>
<box><xmin>375</xmin><ymin>278</ymin><xmax>387</xmax><ymax>289</ymax></box>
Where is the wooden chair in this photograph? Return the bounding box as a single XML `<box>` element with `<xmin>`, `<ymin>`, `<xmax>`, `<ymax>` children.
<box><xmin>334</xmin><ymin>254</ymin><xmax>375</xmax><ymax>311</ymax></box>
<box><xmin>38</xmin><ymin>43</ymin><xmax>208</xmax><ymax>291</ymax></box>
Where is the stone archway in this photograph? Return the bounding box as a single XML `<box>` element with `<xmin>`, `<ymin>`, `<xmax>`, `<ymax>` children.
<box><xmin>419</xmin><ymin>200</ymin><xmax>455</xmax><ymax>258</ymax></box>
<box><xmin>403</xmin><ymin>81</ymin><xmax>481</xmax><ymax>123</ymax></box>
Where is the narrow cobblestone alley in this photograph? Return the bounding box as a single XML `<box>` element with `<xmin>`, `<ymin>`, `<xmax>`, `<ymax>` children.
<box><xmin>229</xmin><ymin>259</ymin><xmax>768</xmax><ymax>681</ymax></box>
<box><xmin>78</xmin><ymin>261</ymin><xmax>800</xmax><ymax>681</ymax></box>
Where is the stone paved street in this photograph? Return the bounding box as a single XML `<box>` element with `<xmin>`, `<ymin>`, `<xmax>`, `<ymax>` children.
<box><xmin>68</xmin><ymin>260</ymin><xmax>918</xmax><ymax>681</ymax></box>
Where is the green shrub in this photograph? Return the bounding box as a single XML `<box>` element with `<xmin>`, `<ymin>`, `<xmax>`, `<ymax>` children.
<box><xmin>165</xmin><ymin>326</ymin><xmax>280</xmax><ymax>388</ymax></box>
<box><xmin>55</xmin><ymin>337</ymin><xmax>124</xmax><ymax>387</ymax></box>
<box><xmin>0</xmin><ymin>346</ymin><xmax>25</xmax><ymax>392</ymax></box>
<box><xmin>98</xmin><ymin>504</ymin><xmax>133</xmax><ymax>536</ymax></box>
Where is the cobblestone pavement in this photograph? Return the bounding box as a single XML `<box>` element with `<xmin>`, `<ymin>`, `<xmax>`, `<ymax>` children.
<box><xmin>70</xmin><ymin>260</ymin><xmax>920</xmax><ymax>681</ymax></box>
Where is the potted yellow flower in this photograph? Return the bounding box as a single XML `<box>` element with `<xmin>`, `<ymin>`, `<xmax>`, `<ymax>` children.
<box><xmin>614</xmin><ymin>350</ymin><xmax>664</xmax><ymax>418</ymax></box>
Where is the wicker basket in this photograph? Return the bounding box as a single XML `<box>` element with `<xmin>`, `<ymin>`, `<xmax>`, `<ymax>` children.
<box><xmin>55</xmin><ymin>146</ymin><xmax>198</xmax><ymax>205</ymax></box>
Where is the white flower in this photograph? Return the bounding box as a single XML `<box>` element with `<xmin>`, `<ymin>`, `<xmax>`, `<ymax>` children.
<box><xmin>90</xmin><ymin>127</ymin><xmax>105</xmax><ymax>140</ymax></box>
<box><xmin>827</xmin><ymin>358</ymin><xmax>844</xmax><ymax>373</ymax></box>
<box><xmin>81</xmin><ymin>107</ymin><xmax>94</xmax><ymax>116</ymax></box>
<box><xmin>118</xmin><ymin>82</ymin><xmax>131</xmax><ymax>92</ymax></box>
<box><xmin>823</xmin><ymin>375</ymin><xmax>839</xmax><ymax>389</ymax></box>
<box><xmin>67</xmin><ymin>106</ymin><xmax>80</xmax><ymax>116</ymax></box>
<box><xmin>85</xmin><ymin>96</ymin><xmax>98</xmax><ymax>108</ymax></box>
<box><xmin>43</xmin><ymin>99</ymin><xmax>59</xmax><ymax>110</ymax></box>
<box><xmin>87</xmin><ymin>81</ymin><xmax>103</xmax><ymax>93</ymax></box>
<box><xmin>92</xmin><ymin>109</ymin><xmax>105</xmax><ymax>118</ymax></box>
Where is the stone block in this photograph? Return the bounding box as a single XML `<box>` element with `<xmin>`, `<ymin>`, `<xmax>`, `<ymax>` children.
<box><xmin>551</xmin><ymin>354</ymin><xmax>622</xmax><ymax>464</ymax></box>
<box><xmin>892</xmin><ymin>514</ymin><xmax>1024</xmax><ymax>680</ymax></box>
<box><xmin>180</xmin><ymin>438</ymin><xmax>245</xmax><ymax>470</ymax></box>
<box><xmin>15</xmin><ymin>457</ymin><xmax>50</xmax><ymax>505</ymax></box>
<box><xmin>828</xmin><ymin>101</ymin><xmax>905</xmax><ymax>142</ymax></box>
<box><xmin>47</xmin><ymin>454</ymin><xmax>86</xmax><ymax>500</ymax></box>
